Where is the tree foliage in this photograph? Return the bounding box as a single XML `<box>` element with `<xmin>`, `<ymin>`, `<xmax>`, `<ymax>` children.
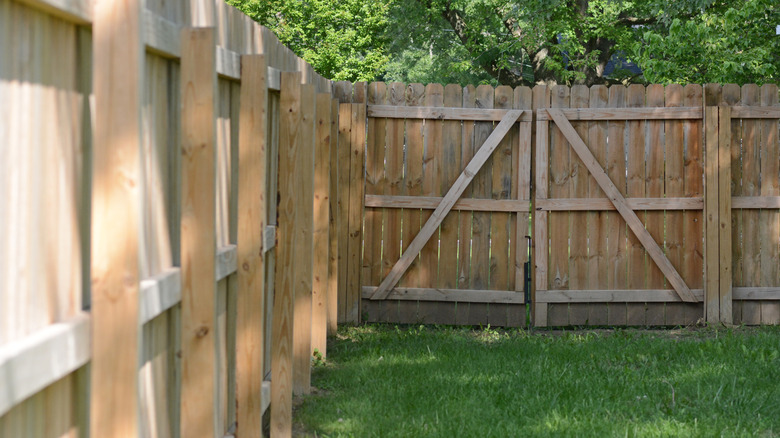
<box><xmin>227</xmin><ymin>0</ymin><xmax>779</xmax><ymax>86</ymax></box>
<box><xmin>393</xmin><ymin>0</ymin><xmax>779</xmax><ymax>86</ymax></box>
<box><xmin>227</xmin><ymin>0</ymin><xmax>392</xmax><ymax>82</ymax></box>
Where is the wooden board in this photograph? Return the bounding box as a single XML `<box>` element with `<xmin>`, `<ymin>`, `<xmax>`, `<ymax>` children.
<box><xmin>759</xmin><ymin>84</ymin><xmax>779</xmax><ymax>324</ymax></box>
<box><xmin>271</xmin><ymin>71</ymin><xmax>301</xmax><ymax>437</ymax></box>
<box><xmin>512</xmin><ymin>86</ymin><xmax>533</xmax><ymax>328</ymax></box>
<box><xmin>363</xmin><ymin>82</ymin><xmax>386</xmax><ymax>290</ymax></box>
<box><xmin>664</xmin><ymin>84</ymin><xmax>686</xmax><ymax>325</ymax></box>
<box><xmin>311</xmin><ymin>92</ymin><xmax>332</xmax><ymax>356</ymax></box>
<box><xmin>235</xmin><ymin>54</ymin><xmax>266</xmax><ymax>438</ymax></box>
<box><xmin>367</xmin><ymin>104</ymin><xmax>533</xmax><ymax>121</ymax></box>
<box><xmin>90</xmin><ymin>0</ymin><xmax>143</xmax><ymax>433</ymax></box>
<box><xmin>292</xmin><ymin>84</ymin><xmax>315</xmax><ymax>395</ymax></box>
<box><xmin>606</xmin><ymin>86</ymin><xmax>628</xmax><ymax>325</ymax></box>
<box><xmin>346</xmin><ymin>103</ymin><xmax>366</xmax><ymax>322</ymax></box>
<box><xmin>586</xmin><ymin>85</ymin><xmax>609</xmax><ymax>325</ymax></box>
<box><xmin>568</xmin><ymin>85</ymin><xmax>589</xmax><ymax>325</ymax></box>
<box><xmin>682</xmin><ymin>84</ymin><xmax>705</xmax><ymax>324</ymax></box>
<box><xmin>741</xmin><ymin>85</ymin><xmax>761</xmax><ymax>324</ymax></box>
<box><xmin>417</xmin><ymin>84</ymin><xmax>443</xmax><ymax>323</ymax></box>
<box><xmin>625</xmin><ymin>85</ymin><xmax>648</xmax><ymax>325</ymax></box>
<box><xmin>645</xmin><ymin>84</ymin><xmax>665</xmax><ymax>325</ymax></box>
<box><xmin>336</xmin><ymin>104</ymin><xmax>351</xmax><ymax>322</ymax></box>
<box><xmin>179</xmin><ymin>27</ymin><xmax>217</xmax><ymax>438</ymax></box>
<box><xmin>718</xmin><ymin>105</ymin><xmax>733</xmax><ymax>323</ymax></box>
<box><xmin>327</xmin><ymin>98</ymin><xmax>340</xmax><ymax>333</ymax></box>
<box><xmin>533</xmin><ymin>85</ymin><xmax>550</xmax><ymax>327</ymax></box>
<box><xmin>548</xmin><ymin>85</ymin><xmax>570</xmax><ymax>327</ymax></box>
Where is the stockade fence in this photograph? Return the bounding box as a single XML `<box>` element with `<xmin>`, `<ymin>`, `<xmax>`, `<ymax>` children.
<box><xmin>350</xmin><ymin>82</ymin><xmax>780</xmax><ymax>329</ymax></box>
<box><xmin>0</xmin><ymin>0</ymin><xmax>354</xmax><ymax>434</ymax></box>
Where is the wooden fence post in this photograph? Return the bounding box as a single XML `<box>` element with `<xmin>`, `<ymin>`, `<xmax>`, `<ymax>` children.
<box><xmin>346</xmin><ymin>103</ymin><xmax>367</xmax><ymax>323</ymax></box>
<box><xmin>271</xmin><ymin>71</ymin><xmax>302</xmax><ymax>436</ymax></box>
<box><xmin>327</xmin><ymin>98</ymin><xmax>340</xmax><ymax>334</ymax></box>
<box><xmin>704</xmin><ymin>105</ymin><xmax>720</xmax><ymax>323</ymax></box>
<box><xmin>236</xmin><ymin>54</ymin><xmax>267</xmax><ymax>437</ymax></box>
<box><xmin>718</xmin><ymin>105</ymin><xmax>733</xmax><ymax>323</ymax></box>
<box><xmin>90</xmin><ymin>0</ymin><xmax>143</xmax><ymax>432</ymax></box>
<box><xmin>532</xmin><ymin>85</ymin><xmax>550</xmax><ymax>327</ymax></box>
<box><xmin>180</xmin><ymin>26</ymin><xmax>217</xmax><ymax>438</ymax></box>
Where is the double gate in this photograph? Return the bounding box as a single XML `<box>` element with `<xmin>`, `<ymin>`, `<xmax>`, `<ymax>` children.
<box><xmin>353</xmin><ymin>82</ymin><xmax>780</xmax><ymax>327</ymax></box>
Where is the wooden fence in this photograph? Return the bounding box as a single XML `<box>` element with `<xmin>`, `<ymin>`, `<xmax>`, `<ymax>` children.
<box><xmin>0</xmin><ymin>0</ymin><xmax>340</xmax><ymax>435</ymax></box>
<box><xmin>350</xmin><ymin>82</ymin><xmax>780</xmax><ymax>329</ymax></box>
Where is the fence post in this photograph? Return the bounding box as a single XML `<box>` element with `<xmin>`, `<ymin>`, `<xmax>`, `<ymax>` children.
<box><xmin>532</xmin><ymin>84</ymin><xmax>550</xmax><ymax>327</ymax></box>
<box><xmin>704</xmin><ymin>105</ymin><xmax>720</xmax><ymax>322</ymax></box>
<box><xmin>312</xmin><ymin>92</ymin><xmax>333</xmax><ymax>356</ymax></box>
<box><xmin>718</xmin><ymin>106</ymin><xmax>733</xmax><ymax>323</ymax></box>
<box><xmin>179</xmin><ymin>26</ymin><xmax>217</xmax><ymax>438</ymax></box>
<box><xmin>90</xmin><ymin>0</ymin><xmax>144</xmax><ymax>432</ymax></box>
<box><xmin>236</xmin><ymin>54</ymin><xmax>267</xmax><ymax>437</ymax></box>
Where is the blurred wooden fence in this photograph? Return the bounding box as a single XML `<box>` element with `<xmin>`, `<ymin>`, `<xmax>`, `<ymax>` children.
<box><xmin>0</xmin><ymin>0</ymin><xmax>341</xmax><ymax>435</ymax></box>
<box><xmin>354</xmin><ymin>82</ymin><xmax>780</xmax><ymax>329</ymax></box>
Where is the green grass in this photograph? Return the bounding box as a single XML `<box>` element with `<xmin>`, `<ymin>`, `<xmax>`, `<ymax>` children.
<box><xmin>295</xmin><ymin>325</ymin><xmax>780</xmax><ymax>437</ymax></box>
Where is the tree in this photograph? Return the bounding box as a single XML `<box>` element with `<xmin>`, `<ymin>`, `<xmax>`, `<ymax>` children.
<box><xmin>227</xmin><ymin>0</ymin><xmax>392</xmax><ymax>82</ymax></box>
<box><xmin>390</xmin><ymin>0</ymin><xmax>779</xmax><ymax>86</ymax></box>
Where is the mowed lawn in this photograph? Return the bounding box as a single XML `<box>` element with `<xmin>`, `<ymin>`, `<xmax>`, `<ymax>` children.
<box><xmin>294</xmin><ymin>325</ymin><xmax>780</xmax><ymax>437</ymax></box>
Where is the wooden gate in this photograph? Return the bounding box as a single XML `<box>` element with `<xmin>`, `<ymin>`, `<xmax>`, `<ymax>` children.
<box><xmin>534</xmin><ymin>84</ymin><xmax>706</xmax><ymax>326</ymax></box>
<box><xmin>360</xmin><ymin>83</ymin><xmax>533</xmax><ymax>327</ymax></box>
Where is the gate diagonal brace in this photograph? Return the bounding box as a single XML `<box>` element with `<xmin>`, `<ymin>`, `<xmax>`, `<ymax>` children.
<box><xmin>369</xmin><ymin>110</ymin><xmax>526</xmax><ymax>300</ymax></box>
<box><xmin>546</xmin><ymin>108</ymin><xmax>697</xmax><ymax>303</ymax></box>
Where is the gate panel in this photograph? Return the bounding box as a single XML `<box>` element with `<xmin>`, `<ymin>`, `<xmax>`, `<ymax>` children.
<box><xmin>361</xmin><ymin>82</ymin><xmax>532</xmax><ymax>327</ymax></box>
<box><xmin>536</xmin><ymin>84</ymin><xmax>706</xmax><ymax>327</ymax></box>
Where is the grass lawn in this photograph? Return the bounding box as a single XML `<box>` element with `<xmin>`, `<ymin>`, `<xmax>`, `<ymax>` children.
<box><xmin>294</xmin><ymin>324</ymin><xmax>780</xmax><ymax>437</ymax></box>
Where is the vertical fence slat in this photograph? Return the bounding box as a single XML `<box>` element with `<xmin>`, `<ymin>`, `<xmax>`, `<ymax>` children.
<box><xmin>759</xmin><ymin>84</ymin><xmax>779</xmax><ymax>323</ymax></box>
<box><xmin>586</xmin><ymin>85</ymin><xmax>609</xmax><ymax>325</ymax></box>
<box><xmin>456</xmin><ymin>85</ymin><xmax>476</xmax><ymax>324</ymax></box>
<box><xmin>626</xmin><ymin>84</ymin><xmax>647</xmax><ymax>326</ymax></box>
<box><xmin>398</xmin><ymin>84</ymin><xmax>424</xmax><ymax>322</ymax></box>
<box><xmin>90</xmin><ymin>0</ymin><xmax>144</xmax><ymax>431</ymax></box>
<box><xmin>179</xmin><ymin>26</ymin><xmax>217</xmax><ymax>438</ymax></box>
<box><xmin>488</xmin><ymin>85</ymin><xmax>513</xmax><ymax>326</ymax></box>
<box><xmin>362</xmin><ymin>82</ymin><xmax>385</xmax><ymax>322</ymax></box>
<box><xmin>346</xmin><ymin>103</ymin><xmax>366</xmax><ymax>323</ymax></box>
<box><xmin>438</xmin><ymin>84</ymin><xmax>462</xmax><ymax>292</ymax></box>
<box><xmin>548</xmin><ymin>85</ymin><xmax>570</xmax><ymax>326</ymax></box>
<box><xmin>718</xmin><ymin>105</ymin><xmax>733</xmax><ymax>324</ymax></box>
<box><xmin>704</xmin><ymin>105</ymin><xmax>720</xmax><ymax>322</ymax></box>
<box><xmin>740</xmin><ymin>84</ymin><xmax>761</xmax><ymax>324</ymax></box>
<box><xmin>236</xmin><ymin>54</ymin><xmax>266</xmax><ymax>437</ymax></box>
<box><xmin>292</xmin><ymin>83</ymin><xmax>315</xmax><ymax>395</ymax></box>
<box><xmin>418</xmin><ymin>83</ymin><xmax>444</xmax><ymax>323</ymax></box>
<box><xmin>533</xmin><ymin>84</ymin><xmax>550</xmax><ymax>327</ymax></box>
<box><xmin>271</xmin><ymin>71</ymin><xmax>302</xmax><ymax>437</ymax></box>
<box><xmin>381</xmin><ymin>83</ymin><xmax>405</xmax><ymax>323</ymax></box>
<box><xmin>645</xmin><ymin>84</ymin><xmax>666</xmax><ymax>325</ymax></box>
<box><xmin>327</xmin><ymin>97</ymin><xmax>340</xmax><ymax>333</ymax></box>
<box><xmin>512</xmin><ymin>86</ymin><xmax>532</xmax><ymax>328</ymax></box>
<box><xmin>606</xmin><ymin>86</ymin><xmax>628</xmax><ymax>325</ymax></box>
<box><xmin>568</xmin><ymin>85</ymin><xmax>589</xmax><ymax>325</ymax></box>
<box><xmin>683</xmin><ymin>84</ymin><xmax>704</xmax><ymax>324</ymax></box>
<box><xmin>336</xmin><ymin>103</ymin><xmax>352</xmax><ymax>323</ymax></box>
<box><xmin>312</xmin><ymin>92</ymin><xmax>332</xmax><ymax>356</ymax></box>
<box><xmin>664</xmin><ymin>84</ymin><xmax>686</xmax><ymax>325</ymax></box>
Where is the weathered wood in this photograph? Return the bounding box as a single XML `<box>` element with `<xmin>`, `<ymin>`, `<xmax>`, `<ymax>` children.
<box><xmin>718</xmin><ymin>105</ymin><xmax>733</xmax><ymax>323</ymax></box>
<box><xmin>336</xmin><ymin>104</ymin><xmax>352</xmax><ymax>322</ymax></box>
<box><xmin>536</xmin><ymin>197</ymin><xmax>702</xmax><ymax>211</ymax></box>
<box><xmin>568</xmin><ymin>85</ymin><xmax>589</xmax><ymax>325</ymax></box>
<box><xmin>346</xmin><ymin>103</ymin><xmax>366</xmax><ymax>322</ymax></box>
<box><xmin>547</xmin><ymin>108</ymin><xmax>697</xmax><ymax>303</ymax></box>
<box><xmin>704</xmin><ymin>106</ymin><xmax>720</xmax><ymax>322</ymax></box>
<box><xmin>533</xmin><ymin>84</ymin><xmax>550</xmax><ymax>327</ymax></box>
<box><xmin>740</xmin><ymin>84</ymin><xmax>761</xmax><ymax>324</ymax></box>
<box><xmin>682</xmin><ymin>84</ymin><xmax>705</xmax><ymax>324</ymax></box>
<box><xmin>367</xmin><ymin>104</ymin><xmax>531</xmax><ymax>121</ymax></box>
<box><xmin>362</xmin><ymin>286</ymin><xmax>523</xmax><ymax>304</ymax></box>
<box><xmin>400</xmin><ymin>83</ymin><xmax>424</xmax><ymax>292</ymax></box>
<box><xmin>537</xmin><ymin>289</ymin><xmax>704</xmax><ymax>303</ymax></box>
<box><xmin>664</xmin><ymin>84</ymin><xmax>686</xmax><ymax>325</ymax></box>
<box><xmin>365</xmin><ymin>195</ymin><xmax>530</xmax><ymax>212</ymax></box>
<box><xmin>514</xmin><ymin>86</ymin><xmax>533</xmax><ymax>327</ymax></box>
<box><xmin>732</xmin><ymin>197</ymin><xmax>780</xmax><ymax>209</ymax></box>
<box><xmin>536</xmin><ymin>106</ymin><xmax>703</xmax><ymax>121</ymax></box>
<box><xmin>730</xmin><ymin>106</ymin><xmax>780</xmax><ymax>119</ymax></box>
<box><xmin>370</xmin><ymin>110</ymin><xmax>523</xmax><ymax>300</ymax></box>
<box><xmin>438</xmin><ymin>84</ymin><xmax>464</xmax><ymax>291</ymax></box>
<box><xmin>645</xmin><ymin>84</ymin><xmax>665</xmax><ymax>324</ymax></box>
<box><xmin>179</xmin><ymin>26</ymin><xmax>217</xmax><ymax>438</ymax></box>
<box><xmin>363</xmin><ymin>83</ymin><xmax>386</xmax><ymax>289</ymax></box>
<box><xmin>271</xmin><ymin>71</ymin><xmax>302</xmax><ymax>437</ymax></box>
<box><xmin>733</xmin><ymin>288</ymin><xmax>780</xmax><ymax>300</ymax></box>
<box><xmin>311</xmin><ymin>93</ymin><xmax>332</xmax><ymax>357</ymax></box>
<box><xmin>235</xmin><ymin>54</ymin><xmax>266</xmax><ymax>438</ymax></box>
<box><xmin>625</xmin><ymin>85</ymin><xmax>647</xmax><ymax>325</ymax></box>
<box><xmin>586</xmin><ymin>85</ymin><xmax>609</xmax><ymax>323</ymax></box>
<box><xmin>606</xmin><ymin>86</ymin><xmax>628</xmax><ymax>325</ymax></box>
<box><xmin>759</xmin><ymin>84</ymin><xmax>779</xmax><ymax>324</ymax></box>
<box><xmin>216</xmin><ymin>245</ymin><xmax>237</xmax><ymax>281</ymax></box>
<box><xmin>419</xmin><ymin>83</ymin><xmax>443</xmax><ymax>292</ymax></box>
